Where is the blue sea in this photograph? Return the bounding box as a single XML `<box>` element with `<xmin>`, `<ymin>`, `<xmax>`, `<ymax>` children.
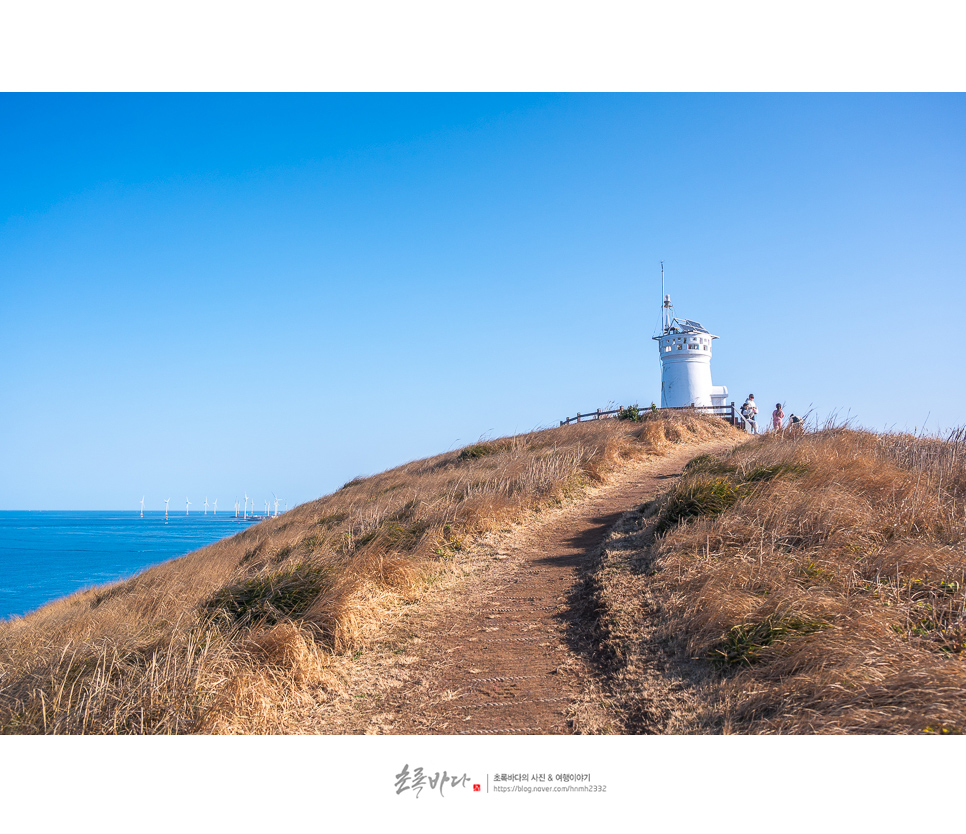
<box><xmin>0</xmin><ymin>511</ymin><xmax>261</xmax><ymax>620</ymax></box>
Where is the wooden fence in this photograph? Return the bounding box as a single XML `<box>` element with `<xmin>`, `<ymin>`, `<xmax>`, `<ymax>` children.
<box><xmin>560</xmin><ymin>402</ymin><xmax>745</xmax><ymax>428</ymax></box>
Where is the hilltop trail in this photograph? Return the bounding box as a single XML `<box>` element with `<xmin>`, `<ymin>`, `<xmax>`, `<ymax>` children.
<box><xmin>306</xmin><ymin>438</ymin><xmax>735</xmax><ymax>735</ymax></box>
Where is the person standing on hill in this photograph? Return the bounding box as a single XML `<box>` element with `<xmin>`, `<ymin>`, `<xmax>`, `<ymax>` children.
<box><xmin>741</xmin><ymin>394</ymin><xmax>759</xmax><ymax>434</ymax></box>
<box><xmin>772</xmin><ymin>403</ymin><xmax>785</xmax><ymax>432</ymax></box>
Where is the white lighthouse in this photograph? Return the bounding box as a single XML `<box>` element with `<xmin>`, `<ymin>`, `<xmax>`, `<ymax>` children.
<box><xmin>653</xmin><ymin>268</ymin><xmax>728</xmax><ymax>409</ymax></box>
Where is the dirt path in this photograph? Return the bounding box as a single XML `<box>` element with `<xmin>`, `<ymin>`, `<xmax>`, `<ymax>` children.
<box><xmin>308</xmin><ymin>438</ymin><xmax>734</xmax><ymax>734</ymax></box>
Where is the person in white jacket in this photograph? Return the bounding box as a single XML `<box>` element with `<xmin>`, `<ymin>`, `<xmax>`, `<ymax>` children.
<box><xmin>741</xmin><ymin>394</ymin><xmax>759</xmax><ymax>434</ymax></box>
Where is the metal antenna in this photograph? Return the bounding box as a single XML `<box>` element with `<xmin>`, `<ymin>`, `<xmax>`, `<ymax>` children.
<box><xmin>661</xmin><ymin>260</ymin><xmax>665</xmax><ymax>333</ymax></box>
<box><xmin>661</xmin><ymin>261</ymin><xmax>674</xmax><ymax>333</ymax></box>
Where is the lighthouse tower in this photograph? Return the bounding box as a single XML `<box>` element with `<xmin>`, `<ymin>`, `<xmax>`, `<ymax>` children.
<box><xmin>653</xmin><ymin>270</ymin><xmax>728</xmax><ymax>409</ymax></box>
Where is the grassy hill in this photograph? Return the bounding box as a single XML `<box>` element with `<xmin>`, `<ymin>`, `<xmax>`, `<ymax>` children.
<box><xmin>3</xmin><ymin>414</ymin><xmax>964</xmax><ymax>735</ymax></box>
<box><xmin>0</xmin><ymin>411</ymin><xmax>734</xmax><ymax>733</ymax></box>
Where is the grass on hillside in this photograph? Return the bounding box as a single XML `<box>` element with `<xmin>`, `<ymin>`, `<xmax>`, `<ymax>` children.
<box><xmin>0</xmin><ymin>411</ymin><xmax>737</xmax><ymax>734</ymax></box>
<box><xmin>584</xmin><ymin>424</ymin><xmax>966</xmax><ymax>734</ymax></box>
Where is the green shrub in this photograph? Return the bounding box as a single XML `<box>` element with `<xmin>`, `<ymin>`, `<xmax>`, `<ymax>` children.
<box><xmin>205</xmin><ymin>563</ymin><xmax>334</xmax><ymax>627</ymax></box>
<box><xmin>683</xmin><ymin>454</ymin><xmax>733</xmax><ymax>476</ymax></box>
<box><xmin>658</xmin><ymin>456</ymin><xmax>809</xmax><ymax>535</ymax></box>
<box><xmin>655</xmin><ymin>475</ymin><xmax>742</xmax><ymax>534</ymax></box>
<box><xmin>710</xmin><ymin>616</ymin><xmax>830</xmax><ymax>665</ymax></box>
<box><xmin>458</xmin><ymin>443</ymin><xmax>497</xmax><ymax>461</ymax></box>
<box><xmin>617</xmin><ymin>405</ymin><xmax>643</xmax><ymax>422</ymax></box>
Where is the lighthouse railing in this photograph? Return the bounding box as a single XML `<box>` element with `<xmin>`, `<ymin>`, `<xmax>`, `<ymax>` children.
<box><xmin>559</xmin><ymin>403</ymin><xmax>743</xmax><ymax>428</ymax></box>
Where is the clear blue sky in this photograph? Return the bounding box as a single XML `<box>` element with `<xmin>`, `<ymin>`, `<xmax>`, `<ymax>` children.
<box><xmin>2</xmin><ymin>94</ymin><xmax>965</xmax><ymax>510</ymax></box>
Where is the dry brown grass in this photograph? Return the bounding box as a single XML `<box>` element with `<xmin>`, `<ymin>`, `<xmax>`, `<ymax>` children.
<box><xmin>0</xmin><ymin>411</ymin><xmax>735</xmax><ymax>734</ymax></box>
<box><xmin>585</xmin><ymin>424</ymin><xmax>966</xmax><ymax>734</ymax></box>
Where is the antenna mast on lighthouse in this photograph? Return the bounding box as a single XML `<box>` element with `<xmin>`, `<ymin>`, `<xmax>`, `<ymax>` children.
<box><xmin>661</xmin><ymin>261</ymin><xmax>673</xmax><ymax>334</ymax></box>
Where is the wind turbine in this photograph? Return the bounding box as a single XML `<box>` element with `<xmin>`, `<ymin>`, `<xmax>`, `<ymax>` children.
<box><xmin>140</xmin><ymin>496</ymin><xmax>145</xmax><ymax>518</ymax></box>
<box><xmin>213</xmin><ymin>498</ymin><xmax>218</xmax><ymax>515</ymax></box>
<box><xmin>234</xmin><ymin>499</ymin><xmax>239</xmax><ymax>517</ymax></box>
<box><xmin>244</xmin><ymin>493</ymin><xmax>249</xmax><ymax>519</ymax></box>
<box><xmin>204</xmin><ymin>497</ymin><xmax>209</xmax><ymax>515</ymax></box>
<box><xmin>264</xmin><ymin>500</ymin><xmax>269</xmax><ymax>516</ymax></box>
<box><xmin>186</xmin><ymin>497</ymin><xmax>191</xmax><ymax>515</ymax></box>
<box><xmin>164</xmin><ymin>498</ymin><xmax>171</xmax><ymax>521</ymax></box>
<box><xmin>273</xmin><ymin>494</ymin><xmax>280</xmax><ymax>517</ymax></box>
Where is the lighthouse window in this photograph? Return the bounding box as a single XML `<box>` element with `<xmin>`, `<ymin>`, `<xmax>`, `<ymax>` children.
<box><xmin>677</xmin><ymin>345</ymin><xmax>683</xmax><ymax>350</ymax></box>
<box><xmin>703</xmin><ymin>345</ymin><xmax>708</xmax><ymax>350</ymax></box>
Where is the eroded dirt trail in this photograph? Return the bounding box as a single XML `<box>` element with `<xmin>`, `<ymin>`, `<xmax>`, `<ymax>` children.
<box><xmin>311</xmin><ymin>439</ymin><xmax>734</xmax><ymax>734</ymax></box>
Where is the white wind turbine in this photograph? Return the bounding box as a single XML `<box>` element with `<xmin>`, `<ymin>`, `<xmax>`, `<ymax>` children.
<box><xmin>164</xmin><ymin>498</ymin><xmax>171</xmax><ymax>521</ymax></box>
<box><xmin>186</xmin><ymin>497</ymin><xmax>191</xmax><ymax>515</ymax></box>
<box><xmin>204</xmin><ymin>497</ymin><xmax>209</xmax><ymax>515</ymax></box>
<box><xmin>213</xmin><ymin>498</ymin><xmax>218</xmax><ymax>516</ymax></box>
<box><xmin>273</xmin><ymin>494</ymin><xmax>280</xmax><ymax>517</ymax></box>
<box><xmin>234</xmin><ymin>499</ymin><xmax>239</xmax><ymax>517</ymax></box>
<box><xmin>140</xmin><ymin>496</ymin><xmax>145</xmax><ymax>518</ymax></box>
<box><xmin>264</xmin><ymin>500</ymin><xmax>269</xmax><ymax>516</ymax></box>
<box><xmin>244</xmin><ymin>493</ymin><xmax>249</xmax><ymax>519</ymax></box>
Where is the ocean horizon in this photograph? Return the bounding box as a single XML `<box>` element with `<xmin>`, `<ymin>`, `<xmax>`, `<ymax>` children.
<box><xmin>0</xmin><ymin>510</ymin><xmax>261</xmax><ymax>620</ymax></box>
